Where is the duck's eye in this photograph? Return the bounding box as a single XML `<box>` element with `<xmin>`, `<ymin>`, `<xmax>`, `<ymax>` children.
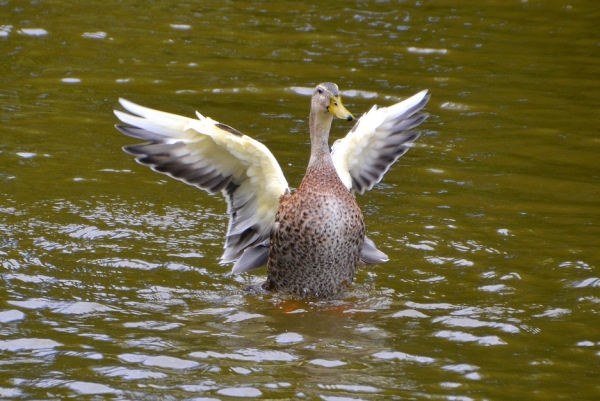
<box><xmin>317</xmin><ymin>87</ymin><xmax>324</xmax><ymax>94</ymax></box>
<box><xmin>334</xmin><ymin>102</ymin><xmax>338</xmax><ymax>106</ymax></box>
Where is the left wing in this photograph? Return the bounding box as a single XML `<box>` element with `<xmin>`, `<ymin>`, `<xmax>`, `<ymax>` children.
<box><xmin>114</xmin><ymin>99</ymin><xmax>289</xmax><ymax>273</ymax></box>
<box><xmin>331</xmin><ymin>90</ymin><xmax>429</xmax><ymax>194</ymax></box>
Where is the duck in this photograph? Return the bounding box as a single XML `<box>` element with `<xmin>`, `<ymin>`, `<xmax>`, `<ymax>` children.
<box><xmin>114</xmin><ymin>83</ymin><xmax>429</xmax><ymax>298</ymax></box>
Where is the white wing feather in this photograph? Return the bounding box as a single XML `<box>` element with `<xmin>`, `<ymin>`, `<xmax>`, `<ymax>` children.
<box><xmin>114</xmin><ymin>99</ymin><xmax>288</xmax><ymax>272</ymax></box>
<box><xmin>331</xmin><ymin>90</ymin><xmax>429</xmax><ymax>194</ymax></box>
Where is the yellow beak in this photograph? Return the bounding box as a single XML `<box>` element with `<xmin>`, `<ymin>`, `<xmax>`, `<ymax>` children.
<box><xmin>328</xmin><ymin>95</ymin><xmax>354</xmax><ymax>121</ymax></box>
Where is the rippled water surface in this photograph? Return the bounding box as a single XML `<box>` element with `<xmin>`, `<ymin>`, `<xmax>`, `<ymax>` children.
<box><xmin>2</xmin><ymin>1</ymin><xmax>600</xmax><ymax>399</ymax></box>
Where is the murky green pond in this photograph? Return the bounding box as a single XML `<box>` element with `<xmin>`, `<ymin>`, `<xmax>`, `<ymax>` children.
<box><xmin>2</xmin><ymin>0</ymin><xmax>600</xmax><ymax>399</ymax></box>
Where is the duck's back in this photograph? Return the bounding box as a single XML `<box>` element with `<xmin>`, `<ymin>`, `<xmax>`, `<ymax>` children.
<box><xmin>265</xmin><ymin>162</ymin><xmax>365</xmax><ymax>298</ymax></box>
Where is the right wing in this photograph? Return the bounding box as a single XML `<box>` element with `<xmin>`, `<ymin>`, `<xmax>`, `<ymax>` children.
<box><xmin>331</xmin><ymin>90</ymin><xmax>430</xmax><ymax>265</ymax></box>
<box><xmin>114</xmin><ymin>98</ymin><xmax>289</xmax><ymax>273</ymax></box>
<box><xmin>331</xmin><ymin>90</ymin><xmax>429</xmax><ymax>194</ymax></box>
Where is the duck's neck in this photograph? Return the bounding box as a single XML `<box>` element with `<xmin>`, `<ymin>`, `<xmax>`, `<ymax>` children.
<box><xmin>308</xmin><ymin>108</ymin><xmax>334</xmax><ymax>166</ymax></box>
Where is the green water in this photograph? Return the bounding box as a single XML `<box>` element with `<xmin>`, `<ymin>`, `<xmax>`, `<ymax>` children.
<box><xmin>2</xmin><ymin>0</ymin><xmax>600</xmax><ymax>399</ymax></box>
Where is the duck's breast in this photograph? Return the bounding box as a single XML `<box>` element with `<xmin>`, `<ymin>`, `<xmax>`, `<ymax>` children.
<box><xmin>265</xmin><ymin>165</ymin><xmax>365</xmax><ymax>297</ymax></box>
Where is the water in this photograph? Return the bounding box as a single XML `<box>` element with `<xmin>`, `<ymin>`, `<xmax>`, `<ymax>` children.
<box><xmin>2</xmin><ymin>0</ymin><xmax>600</xmax><ymax>399</ymax></box>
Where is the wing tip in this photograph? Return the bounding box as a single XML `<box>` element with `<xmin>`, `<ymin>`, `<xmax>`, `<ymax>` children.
<box><xmin>117</xmin><ymin>97</ymin><xmax>137</xmax><ymax>113</ymax></box>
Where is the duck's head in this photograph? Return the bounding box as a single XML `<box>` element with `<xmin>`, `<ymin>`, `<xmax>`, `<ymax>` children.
<box><xmin>312</xmin><ymin>82</ymin><xmax>354</xmax><ymax>122</ymax></box>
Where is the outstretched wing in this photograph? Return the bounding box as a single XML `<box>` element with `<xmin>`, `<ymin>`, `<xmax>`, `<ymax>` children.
<box><xmin>331</xmin><ymin>90</ymin><xmax>429</xmax><ymax>194</ymax></box>
<box><xmin>114</xmin><ymin>99</ymin><xmax>289</xmax><ymax>273</ymax></box>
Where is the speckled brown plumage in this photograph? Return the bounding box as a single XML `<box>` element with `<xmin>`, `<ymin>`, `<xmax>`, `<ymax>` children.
<box><xmin>262</xmin><ymin>82</ymin><xmax>364</xmax><ymax>298</ymax></box>
<box><xmin>264</xmin><ymin>161</ymin><xmax>365</xmax><ymax>298</ymax></box>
